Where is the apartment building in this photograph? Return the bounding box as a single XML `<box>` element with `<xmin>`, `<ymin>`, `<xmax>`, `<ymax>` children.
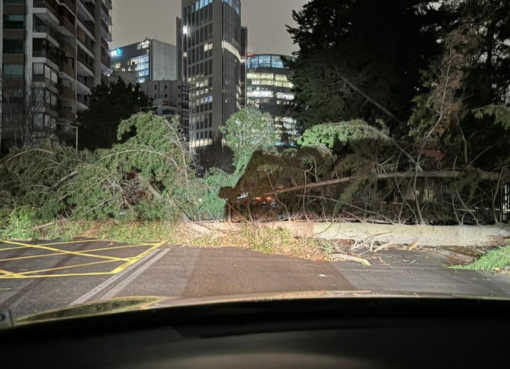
<box><xmin>0</xmin><ymin>0</ymin><xmax>113</xmax><ymax>153</ymax></box>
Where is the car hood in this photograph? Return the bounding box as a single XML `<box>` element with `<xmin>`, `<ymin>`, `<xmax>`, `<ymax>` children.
<box><xmin>13</xmin><ymin>290</ymin><xmax>510</xmax><ymax>326</ymax></box>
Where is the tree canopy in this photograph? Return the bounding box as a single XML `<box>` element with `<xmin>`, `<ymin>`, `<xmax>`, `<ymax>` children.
<box><xmin>77</xmin><ymin>79</ymin><xmax>150</xmax><ymax>150</ymax></box>
<box><xmin>287</xmin><ymin>0</ymin><xmax>452</xmax><ymax>130</ymax></box>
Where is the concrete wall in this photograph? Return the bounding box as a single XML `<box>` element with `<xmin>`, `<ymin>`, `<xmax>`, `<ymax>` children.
<box><xmin>151</xmin><ymin>40</ymin><xmax>177</xmax><ymax>81</ymax></box>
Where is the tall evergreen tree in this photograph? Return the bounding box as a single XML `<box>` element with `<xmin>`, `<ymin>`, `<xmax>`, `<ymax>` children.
<box><xmin>287</xmin><ymin>0</ymin><xmax>453</xmax><ymax>130</ymax></box>
<box><xmin>77</xmin><ymin>78</ymin><xmax>150</xmax><ymax>150</ymax></box>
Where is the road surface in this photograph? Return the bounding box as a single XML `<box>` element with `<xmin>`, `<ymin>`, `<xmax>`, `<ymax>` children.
<box><xmin>0</xmin><ymin>239</ymin><xmax>509</xmax><ymax>318</ymax></box>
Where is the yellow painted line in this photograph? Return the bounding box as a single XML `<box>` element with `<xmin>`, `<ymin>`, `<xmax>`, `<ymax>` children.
<box><xmin>37</xmin><ymin>239</ymin><xmax>106</xmax><ymax>246</ymax></box>
<box><xmin>3</xmin><ymin>241</ymin><xmax>131</xmax><ymax>262</ymax></box>
<box><xmin>110</xmin><ymin>241</ymin><xmax>166</xmax><ymax>274</ymax></box>
<box><xmin>0</xmin><ymin>244</ymin><xmax>149</xmax><ymax>263</ymax></box>
<box><xmin>7</xmin><ymin>260</ymin><xmax>118</xmax><ymax>277</ymax></box>
<box><xmin>40</xmin><ymin>240</ymin><xmax>155</xmax><ymax>247</ymax></box>
<box><xmin>0</xmin><ymin>272</ymin><xmax>115</xmax><ymax>279</ymax></box>
<box><xmin>0</xmin><ymin>241</ymin><xmax>165</xmax><ymax>279</ymax></box>
<box><xmin>0</xmin><ymin>268</ymin><xmax>25</xmax><ymax>278</ymax></box>
<box><xmin>0</xmin><ymin>246</ymin><xmax>27</xmax><ymax>252</ymax></box>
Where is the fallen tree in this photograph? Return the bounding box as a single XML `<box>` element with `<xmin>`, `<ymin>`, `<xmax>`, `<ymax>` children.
<box><xmin>267</xmin><ymin>171</ymin><xmax>509</xmax><ymax>196</ymax></box>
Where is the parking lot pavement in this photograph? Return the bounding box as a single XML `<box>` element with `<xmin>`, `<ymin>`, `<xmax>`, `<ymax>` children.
<box><xmin>1</xmin><ymin>239</ymin><xmax>510</xmax><ymax>319</ymax></box>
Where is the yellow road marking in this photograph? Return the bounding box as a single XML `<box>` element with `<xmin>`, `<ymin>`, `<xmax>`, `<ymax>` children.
<box><xmin>0</xmin><ymin>244</ymin><xmax>149</xmax><ymax>263</ymax></box>
<box><xmin>0</xmin><ymin>268</ymin><xmax>25</xmax><ymax>278</ymax></box>
<box><xmin>0</xmin><ymin>260</ymin><xmax>118</xmax><ymax>279</ymax></box>
<box><xmin>0</xmin><ymin>272</ymin><xmax>115</xmax><ymax>279</ymax></box>
<box><xmin>0</xmin><ymin>246</ymin><xmax>27</xmax><ymax>252</ymax></box>
<box><xmin>0</xmin><ymin>240</ymin><xmax>166</xmax><ymax>279</ymax></box>
<box><xmin>3</xmin><ymin>241</ymin><xmax>131</xmax><ymax>262</ymax></box>
<box><xmin>110</xmin><ymin>241</ymin><xmax>166</xmax><ymax>274</ymax></box>
<box><xmin>40</xmin><ymin>240</ymin><xmax>155</xmax><ymax>247</ymax></box>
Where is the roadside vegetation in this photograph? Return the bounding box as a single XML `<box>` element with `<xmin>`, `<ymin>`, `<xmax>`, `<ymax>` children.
<box><xmin>454</xmin><ymin>243</ymin><xmax>510</xmax><ymax>272</ymax></box>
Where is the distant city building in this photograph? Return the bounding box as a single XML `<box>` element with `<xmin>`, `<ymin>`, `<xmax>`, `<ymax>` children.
<box><xmin>246</xmin><ymin>54</ymin><xmax>298</xmax><ymax>147</ymax></box>
<box><xmin>109</xmin><ymin>39</ymin><xmax>178</xmax><ymax>84</ymax></box>
<box><xmin>108</xmin><ymin>70</ymin><xmax>137</xmax><ymax>85</ymax></box>
<box><xmin>140</xmin><ymin>80</ymin><xmax>190</xmax><ymax>139</ymax></box>
<box><xmin>177</xmin><ymin>0</ymin><xmax>247</xmax><ymax>150</ymax></box>
<box><xmin>0</xmin><ymin>0</ymin><xmax>113</xmax><ymax>153</ymax></box>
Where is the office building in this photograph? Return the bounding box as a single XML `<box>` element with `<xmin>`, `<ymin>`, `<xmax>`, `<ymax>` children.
<box><xmin>246</xmin><ymin>53</ymin><xmax>298</xmax><ymax>147</ymax></box>
<box><xmin>0</xmin><ymin>0</ymin><xmax>113</xmax><ymax>153</ymax></box>
<box><xmin>177</xmin><ymin>0</ymin><xmax>247</xmax><ymax>150</ymax></box>
<box><xmin>109</xmin><ymin>39</ymin><xmax>178</xmax><ymax>85</ymax></box>
<box><xmin>140</xmin><ymin>79</ymin><xmax>190</xmax><ymax>138</ymax></box>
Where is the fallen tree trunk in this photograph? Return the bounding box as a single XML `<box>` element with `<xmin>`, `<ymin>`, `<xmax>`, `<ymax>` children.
<box><xmin>198</xmin><ymin>221</ymin><xmax>510</xmax><ymax>248</ymax></box>
<box><xmin>267</xmin><ymin>170</ymin><xmax>507</xmax><ymax>196</ymax></box>
<box><xmin>314</xmin><ymin>223</ymin><xmax>510</xmax><ymax>247</ymax></box>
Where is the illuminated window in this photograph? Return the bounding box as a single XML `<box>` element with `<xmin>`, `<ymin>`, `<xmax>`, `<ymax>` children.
<box><xmin>277</xmin><ymin>92</ymin><xmax>295</xmax><ymax>100</ymax></box>
<box><xmin>247</xmin><ymin>72</ymin><xmax>274</xmax><ymax>80</ymax></box>
<box><xmin>247</xmin><ymin>90</ymin><xmax>274</xmax><ymax>98</ymax></box>
<box><xmin>275</xmin><ymin>81</ymin><xmax>293</xmax><ymax>88</ymax></box>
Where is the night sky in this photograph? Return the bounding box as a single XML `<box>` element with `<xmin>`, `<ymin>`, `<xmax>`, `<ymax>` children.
<box><xmin>111</xmin><ymin>0</ymin><xmax>308</xmax><ymax>56</ymax></box>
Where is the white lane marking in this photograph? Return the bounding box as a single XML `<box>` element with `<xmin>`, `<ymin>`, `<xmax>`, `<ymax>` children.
<box><xmin>69</xmin><ymin>249</ymin><xmax>165</xmax><ymax>306</ymax></box>
<box><xmin>99</xmin><ymin>249</ymin><xmax>171</xmax><ymax>300</ymax></box>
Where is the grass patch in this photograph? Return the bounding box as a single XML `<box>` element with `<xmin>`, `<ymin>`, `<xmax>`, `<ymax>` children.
<box><xmin>193</xmin><ymin>225</ymin><xmax>332</xmax><ymax>261</ymax></box>
<box><xmin>453</xmin><ymin>243</ymin><xmax>510</xmax><ymax>271</ymax></box>
<box><xmin>1</xmin><ymin>219</ymin><xmax>331</xmax><ymax>261</ymax></box>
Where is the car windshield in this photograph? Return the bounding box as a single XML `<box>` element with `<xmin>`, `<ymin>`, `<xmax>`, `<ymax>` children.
<box><xmin>1</xmin><ymin>0</ymin><xmax>510</xmax><ymax>320</ymax></box>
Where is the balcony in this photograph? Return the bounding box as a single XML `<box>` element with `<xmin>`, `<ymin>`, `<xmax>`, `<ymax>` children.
<box><xmin>78</xmin><ymin>55</ymin><xmax>94</xmax><ymax>71</ymax></box>
<box><xmin>78</xmin><ymin>0</ymin><xmax>95</xmax><ymax>22</ymax></box>
<box><xmin>59</xmin><ymin>0</ymin><xmax>77</xmax><ymax>14</ymax></box>
<box><xmin>59</xmin><ymin>108</ymin><xmax>77</xmax><ymax>122</ymax></box>
<box><xmin>59</xmin><ymin>61</ymin><xmax>76</xmax><ymax>79</ymax></box>
<box><xmin>32</xmin><ymin>50</ymin><xmax>59</xmax><ymax>66</ymax></box>
<box><xmin>77</xmin><ymin>75</ymin><xmax>93</xmax><ymax>94</ymax></box>
<box><xmin>59</xmin><ymin>84</ymin><xmax>76</xmax><ymax>101</ymax></box>
<box><xmin>77</xmin><ymin>94</ymin><xmax>90</xmax><ymax>112</ymax></box>
<box><xmin>61</xmin><ymin>41</ymin><xmax>76</xmax><ymax>57</ymax></box>
<box><xmin>33</xmin><ymin>24</ymin><xmax>60</xmax><ymax>44</ymax></box>
<box><xmin>60</xmin><ymin>15</ymin><xmax>77</xmax><ymax>37</ymax></box>
<box><xmin>33</xmin><ymin>1</ymin><xmax>77</xmax><ymax>38</ymax></box>
<box><xmin>101</xmin><ymin>19</ymin><xmax>112</xmax><ymax>42</ymax></box>
<box><xmin>78</xmin><ymin>17</ymin><xmax>95</xmax><ymax>38</ymax></box>
<box><xmin>101</xmin><ymin>1</ymin><xmax>112</xmax><ymax>26</ymax></box>
<box><xmin>33</xmin><ymin>75</ymin><xmax>59</xmax><ymax>92</ymax></box>
<box><xmin>101</xmin><ymin>53</ymin><xmax>110</xmax><ymax>68</ymax></box>
<box><xmin>33</xmin><ymin>0</ymin><xmax>60</xmax><ymax>23</ymax></box>
<box><xmin>103</xmin><ymin>0</ymin><xmax>112</xmax><ymax>11</ymax></box>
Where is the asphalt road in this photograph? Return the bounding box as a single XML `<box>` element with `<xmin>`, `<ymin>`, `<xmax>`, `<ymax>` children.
<box><xmin>0</xmin><ymin>239</ymin><xmax>510</xmax><ymax>318</ymax></box>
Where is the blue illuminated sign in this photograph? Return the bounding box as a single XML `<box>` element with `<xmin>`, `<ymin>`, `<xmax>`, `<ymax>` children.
<box><xmin>110</xmin><ymin>48</ymin><xmax>123</xmax><ymax>58</ymax></box>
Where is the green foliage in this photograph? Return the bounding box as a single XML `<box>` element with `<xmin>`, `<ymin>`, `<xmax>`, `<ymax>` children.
<box><xmin>220</xmin><ymin>106</ymin><xmax>279</xmax><ymax>170</ymax></box>
<box><xmin>454</xmin><ymin>244</ymin><xmax>510</xmax><ymax>271</ymax></box>
<box><xmin>474</xmin><ymin>105</ymin><xmax>510</xmax><ymax>130</ymax></box>
<box><xmin>77</xmin><ymin>78</ymin><xmax>150</xmax><ymax>150</ymax></box>
<box><xmin>298</xmin><ymin>120</ymin><xmax>391</xmax><ymax>150</ymax></box>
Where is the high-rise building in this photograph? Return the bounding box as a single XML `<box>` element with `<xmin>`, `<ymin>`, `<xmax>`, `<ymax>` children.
<box><xmin>140</xmin><ymin>79</ymin><xmax>190</xmax><ymax>138</ymax></box>
<box><xmin>246</xmin><ymin>54</ymin><xmax>298</xmax><ymax>147</ymax></box>
<box><xmin>109</xmin><ymin>39</ymin><xmax>178</xmax><ymax>85</ymax></box>
<box><xmin>177</xmin><ymin>0</ymin><xmax>247</xmax><ymax>150</ymax></box>
<box><xmin>0</xmin><ymin>0</ymin><xmax>113</xmax><ymax>153</ymax></box>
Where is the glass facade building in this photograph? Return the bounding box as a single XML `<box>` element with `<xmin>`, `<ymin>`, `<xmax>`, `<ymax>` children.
<box><xmin>177</xmin><ymin>0</ymin><xmax>247</xmax><ymax>150</ymax></box>
<box><xmin>109</xmin><ymin>39</ymin><xmax>177</xmax><ymax>85</ymax></box>
<box><xmin>246</xmin><ymin>54</ymin><xmax>298</xmax><ymax>147</ymax></box>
